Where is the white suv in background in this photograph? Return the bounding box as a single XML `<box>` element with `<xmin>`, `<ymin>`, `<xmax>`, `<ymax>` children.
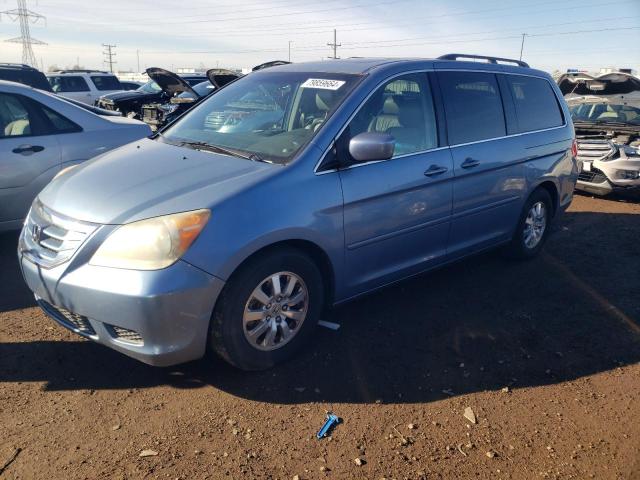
<box><xmin>47</xmin><ymin>70</ymin><xmax>124</xmax><ymax>105</ymax></box>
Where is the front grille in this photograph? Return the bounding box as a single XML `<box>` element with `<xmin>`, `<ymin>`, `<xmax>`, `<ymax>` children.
<box><xmin>576</xmin><ymin>140</ymin><xmax>616</xmax><ymax>163</ymax></box>
<box><xmin>107</xmin><ymin>325</ymin><xmax>143</xmax><ymax>345</ymax></box>
<box><xmin>20</xmin><ymin>199</ymin><xmax>97</xmax><ymax>269</ymax></box>
<box><xmin>578</xmin><ymin>167</ymin><xmax>608</xmax><ymax>184</ymax></box>
<box><xmin>38</xmin><ymin>299</ymin><xmax>96</xmax><ymax>336</ymax></box>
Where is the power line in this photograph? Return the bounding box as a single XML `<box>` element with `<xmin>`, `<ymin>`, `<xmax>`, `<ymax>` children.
<box><xmin>102</xmin><ymin>43</ymin><xmax>116</xmax><ymax>72</ymax></box>
<box><xmin>1</xmin><ymin>0</ymin><xmax>46</xmax><ymax>67</ymax></box>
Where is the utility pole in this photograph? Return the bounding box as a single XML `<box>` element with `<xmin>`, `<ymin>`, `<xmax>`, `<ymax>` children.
<box><xmin>519</xmin><ymin>33</ymin><xmax>527</xmax><ymax>61</ymax></box>
<box><xmin>1</xmin><ymin>0</ymin><xmax>47</xmax><ymax>67</ymax></box>
<box><xmin>136</xmin><ymin>49</ymin><xmax>140</xmax><ymax>72</ymax></box>
<box><xmin>288</xmin><ymin>41</ymin><xmax>292</xmax><ymax>62</ymax></box>
<box><xmin>102</xmin><ymin>43</ymin><xmax>116</xmax><ymax>72</ymax></box>
<box><xmin>327</xmin><ymin>29</ymin><xmax>341</xmax><ymax>59</ymax></box>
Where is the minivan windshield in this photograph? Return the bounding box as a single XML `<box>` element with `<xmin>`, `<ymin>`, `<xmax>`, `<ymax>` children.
<box><xmin>159</xmin><ymin>71</ymin><xmax>361</xmax><ymax>164</ymax></box>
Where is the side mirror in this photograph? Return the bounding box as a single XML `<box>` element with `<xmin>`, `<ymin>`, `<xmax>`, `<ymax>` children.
<box><xmin>348</xmin><ymin>132</ymin><xmax>395</xmax><ymax>163</ymax></box>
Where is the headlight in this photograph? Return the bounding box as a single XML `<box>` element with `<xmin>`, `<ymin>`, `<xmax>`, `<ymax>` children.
<box><xmin>159</xmin><ymin>103</ymin><xmax>179</xmax><ymax>114</ymax></box>
<box><xmin>53</xmin><ymin>164</ymin><xmax>79</xmax><ymax>180</ymax></box>
<box><xmin>90</xmin><ymin>209</ymin><xmax>210</xmax><ymax>270</ymax></box>
<box><xmin>621</xmin><ymin>145</ymin><xmax>640</xmax><ymax>157</ymax></box>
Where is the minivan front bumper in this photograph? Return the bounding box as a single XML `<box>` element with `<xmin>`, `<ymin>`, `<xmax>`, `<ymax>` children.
<box><xmin>19</xmin><ymin>252</ymin><xmax>224</xmax><ymax>367</ymax></box>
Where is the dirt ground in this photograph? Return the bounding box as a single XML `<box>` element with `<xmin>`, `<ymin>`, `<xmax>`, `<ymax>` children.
<box><xmin>1</xmin><ymin>192</ymin><xmax>639</xmax><ymax>480</ymax></box>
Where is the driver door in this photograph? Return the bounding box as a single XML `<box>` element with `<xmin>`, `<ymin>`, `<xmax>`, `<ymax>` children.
<box><xmin>337</xmin><ymin>73</ymin><xmax>454</xmax><ymax>297</ymax></box>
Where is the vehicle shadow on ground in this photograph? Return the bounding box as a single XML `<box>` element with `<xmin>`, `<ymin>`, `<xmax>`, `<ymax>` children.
<box><xmin>0</xmin><ymin>232</ymin><xmax>34</xmax><ymax>313</ymax></box>
<box><xmin>1</xmin><ymin>210</ymin><xmax>639</xmax><ymax>404</ymax></box>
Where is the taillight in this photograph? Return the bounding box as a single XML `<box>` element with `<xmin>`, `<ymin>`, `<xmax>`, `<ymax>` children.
<box><xmin>571</xmin><ymin>138</ymin><xmax>578</xmax><ymax>158</ymax></box>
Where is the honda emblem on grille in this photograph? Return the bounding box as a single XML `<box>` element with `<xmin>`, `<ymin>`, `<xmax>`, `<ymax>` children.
<box><xmin>31</xmin><ymin>224</ymin><xmax>42</xmax><ymax>243</ymax></box>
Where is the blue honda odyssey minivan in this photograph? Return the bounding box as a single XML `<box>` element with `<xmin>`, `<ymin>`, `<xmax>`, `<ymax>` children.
<box><xmin>18</xmin><ymin>55</ymin><xmax>578</xmax><ymax>370</ymax></box>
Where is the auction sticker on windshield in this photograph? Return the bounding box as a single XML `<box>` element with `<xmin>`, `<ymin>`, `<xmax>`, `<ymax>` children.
<box><xmin>301</xmin><ymin>78</ymin><xmax>346</xmax><ymax>90</ymax></box>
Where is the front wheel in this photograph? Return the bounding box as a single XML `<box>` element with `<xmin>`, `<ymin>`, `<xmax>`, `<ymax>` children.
<box><xmin>209</xmin><ymin>247</ymin><xmax>324</xmax><ymax>370</ymax></box>
<box><xmin>505</xmin><ymin>188</ymin><xmax>553</xmax><ymax>260</ymax></box>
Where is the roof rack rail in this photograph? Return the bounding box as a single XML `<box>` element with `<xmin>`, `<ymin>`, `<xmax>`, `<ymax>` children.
<box><xmin>438</xmin><ymin>54</ymin><xmax>529</xmax><ymax>68</ymax></box>
<box><xmin>51</xmin><ymin>69</ymin><xmax>110</xmax><ymax>74</ymax></box>
<box><xmin>0</xmin><ymin>63</ymin><xmax>35</xmax><ymax>69</ymax></box>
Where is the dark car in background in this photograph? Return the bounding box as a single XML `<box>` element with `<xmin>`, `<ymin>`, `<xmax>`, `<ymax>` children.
<box><xmin>95</xmin><ymin>72</ymin><xmax>208</xmax><ymax>119</ymax></box>
<box><xmin>141</xmin><ymin>68</ymin><xmax>241</xmax><ymax>130</ymax></box>
<box><xmin>119</xmin><ymin>80</ymin><xmax>143</xmax><ymax>91</ymax></box>
<box><xmin>0</xmin><ymin>63</ymin><xmax>53</xmax><ymax>92</ymax></box>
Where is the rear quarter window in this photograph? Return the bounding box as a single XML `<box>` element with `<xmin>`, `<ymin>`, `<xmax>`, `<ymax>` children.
<box><xmin>505</xmin><ymin>75</ymin><xmax>564</xmax><ymax>132</ymax></box>
<box><xmin>438</xmin><ymin>71</ymin><xmax>506</xmax><ymax>145</ymax></box>
<box><xmin>91</xmin><ymin>75</ymin><xmax>122</xmax><ymax>91</ymax></box>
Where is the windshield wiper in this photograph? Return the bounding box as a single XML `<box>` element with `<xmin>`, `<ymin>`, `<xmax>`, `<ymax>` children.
<box><xmin>179</xmin><ymin>141</ymin><xmax>267</xmax><ymax>163</ymax></box>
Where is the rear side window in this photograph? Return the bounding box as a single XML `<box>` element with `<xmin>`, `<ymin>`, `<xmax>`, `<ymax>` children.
<box><xmin>49</xmin><ymin>76</ymin><xmax>90</xmax><ymax>93</ymax></box>
<box><xmin>504</xmin><ymin>75</ymin><xmax>563</xmax><ymax>132</ymax></box>
<box><xmin>91</xmin><ymin>75</ymin><xmax>122</xmax><ymax>91</ymax></box>
<box><xmin>438</xmin><ymin>71</ymin><xmax>505</xmax><ymax>145</ymax></box>
<box><xmin>41</xmin><ymin>106</ymin><xmax>81</xmax><ymax>134</ymax></box>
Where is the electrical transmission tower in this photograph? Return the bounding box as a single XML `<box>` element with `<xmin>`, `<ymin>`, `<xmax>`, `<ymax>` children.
<box><xmin>1</xmin><ymin>0</ymin><xmax>46</xmax><ymax>67</ymax></box>
<box><xmin>102</xmin><ymin>44</ymin><xmax>117</xmax><ymax>72</ymax></box>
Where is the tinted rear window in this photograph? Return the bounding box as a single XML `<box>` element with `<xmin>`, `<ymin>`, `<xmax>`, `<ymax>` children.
<box><xmin>91</xmin><ymin>75</ymin><xmax>122</xmax><ymax>91</ymax></box>
<box><xmin>438</xmin><ymin>71</ymin><xmax>506</xmax><ymax>145</ymax></box>
<box><xmin>0</xmin><ymin>68</ymin><xmax>52</xmax><ymax>91</ymax></box>
<box><xmin>505</xmin><ymin>75</ymin><xmax>563</xmax><ymax>132</ymax></box>
<box><xmin>49</xmin><ymin>76</ymin><xmax>90</xmax><ymax>92</ymax></box>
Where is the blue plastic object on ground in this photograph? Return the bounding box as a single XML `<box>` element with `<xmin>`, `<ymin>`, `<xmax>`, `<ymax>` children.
<box><xmin>317</xmin><ymin>412</ymin><xmax>341</xmax><ymax>439</ymax></box>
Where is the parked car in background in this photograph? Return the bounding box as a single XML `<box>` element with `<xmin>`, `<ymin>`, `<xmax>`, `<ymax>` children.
<box><xmin>141</xmin><ymin>68</ymin><xmax>241</xmax><ymax>130</ymax></box>
<box><xmin>95</xmin><ymin>73</ymin><xmax>208</xmax><ymax>119</ymax></box>
<box><xmin>558</xmin><ymin>71</ymin><xmax>640</xmax><ymax>195</ymax></box>
<box><xmin>17</xmin><ymin>55</ymin><xmax>577</xmax><ymax>370</ymax></box>
<box><xmin>0</xmin><ymin>80</ymin><xmax>151</xmax><ymax>232</ymax></box>
<box><xmin>119</xmin><ymin>80</ymin><xmax>143</xmax><ymax>91</ymax></box>
<box><xmin>47</xmin><ymin>70</ymin><xmax>124</xmax><ymax>105</ymax></box>
<box><xmin>0</xmin><ymin>63</ymin><xmax>53</xmax><ymax>92</ymax></box>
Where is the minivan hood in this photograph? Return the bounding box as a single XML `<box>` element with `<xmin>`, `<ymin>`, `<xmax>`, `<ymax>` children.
<box><xmin>146</xmin><ymin>67</ymin><xmax>196</xmax><ymax>97</ymax></box>
<box><xmin>38</xmin><ymin>138</ymin><xmax>275</xmax><ymax>225</ymax></box>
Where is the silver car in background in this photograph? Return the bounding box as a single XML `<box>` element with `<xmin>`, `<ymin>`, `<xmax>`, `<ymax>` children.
<box><xmin>559</xmin><ymin>72</ymin><xmax>640</xmax><ymax>195</ymax></box>
<box><xmin>0</xmin><ymin>80</ymin><xmax>152</xmax><ymax>231</ymax></box>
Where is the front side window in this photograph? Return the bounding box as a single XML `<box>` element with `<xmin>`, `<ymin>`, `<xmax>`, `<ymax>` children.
<box><xmin>439</xmin><ymin>71</ymin><xmax>506</xmax><ymax>145</ymax></box>
<box><xmin>0</xmin><ymin>93</ymin><xmax>32</xmax><ymax>137</ymax></box>
<box><xmin>345</xmin><ymin>73</ymin><xmax>437</xmax><ymax>158</ymax></box>
<box><xmin>160</xmin><ymin>71</ymin><xmax>361</xmax><ymax>164</ymax></box>
<box><xmin>505</xmin><ymin>75</ymin><xmax>563</xmax><ymax>132</ymax></box>
<box><xmin>91</xmin><ymin>75</ymin><xmax>122</xmax><ymax>91</ymax></box>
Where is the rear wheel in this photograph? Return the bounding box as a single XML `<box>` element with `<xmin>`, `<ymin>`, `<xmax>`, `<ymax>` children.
<box><xmin>505</xmin><ymin>188</ymin><xmax>553</xmax><ymax>260</ymax></box>
<box><xmin>210</xmin><ymin>247</ymin><xmax>324</xmax><ymax>370</ymax></box>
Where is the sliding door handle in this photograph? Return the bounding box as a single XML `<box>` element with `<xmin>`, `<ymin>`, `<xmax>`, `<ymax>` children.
<box><xmin>424</xmin><ymin>165</ymin><xmax>448</xmax><ymax>177</ymax></box>
<box><xmin>461</xmin><ymin>158</ymin><xmax>481</xmax><ymax>169</ymax></box>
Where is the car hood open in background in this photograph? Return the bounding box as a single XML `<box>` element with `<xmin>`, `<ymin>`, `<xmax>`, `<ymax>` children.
<box><xmin>558</xmin><ymin>72</ymin><xmax>640</xmax><ymax>96</ymax></box>
<box><xmin>146</xmin><ymin>67</ymin><xmax>198</xmax><ymax>97</ymax></box>
<box><xmin>38</xmin><ymin>138</ymin><xmax>275</xmax><ymax>225</ymax></box>
<box><xmin>206</xmin><ymin>68</ymin><xmax>241</xmax><ymax>89</ymax></box>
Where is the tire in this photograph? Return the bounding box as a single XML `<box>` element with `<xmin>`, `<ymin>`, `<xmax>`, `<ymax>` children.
<box><xmin>210</xmin><ymin>247</ymin><xmax>324</xmax><ymax>370</ymax></box>
<box><xmin>505</xmin><ymin>188</ymin><xmax>553</xmax><ymax>260</ymax></box>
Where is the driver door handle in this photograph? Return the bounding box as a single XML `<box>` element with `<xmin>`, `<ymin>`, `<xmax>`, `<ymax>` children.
<box><xmin>424</xmin><ymin>165</ymin><xmax>448</xmax><ymax>177</ymax></box>
<box><xmin>461</xmin><ymin>157</ymin><xmax>481</xmax><ymax>169</ymax></box>
<box><xmin>12</xmin><ymin>145</ymin><xmax>45</xmax><ymax>155</ymax></box>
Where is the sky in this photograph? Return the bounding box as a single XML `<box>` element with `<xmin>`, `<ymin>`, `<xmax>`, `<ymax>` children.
<box><xmin>0</xmin><ymin>0</ymin><xmax>639</xmax><ymax>74</ymax></box>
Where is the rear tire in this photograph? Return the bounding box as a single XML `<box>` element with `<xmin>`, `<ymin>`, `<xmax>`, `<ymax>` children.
<box><xmin>210</xmin><ymin>247</ymin><xmax>324</xmax><ymax>370</ymax></box>
<box><xmin>505</xmin><ymin>188</ymin><xmax>553</xmax><ymax>260</ymax></box>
